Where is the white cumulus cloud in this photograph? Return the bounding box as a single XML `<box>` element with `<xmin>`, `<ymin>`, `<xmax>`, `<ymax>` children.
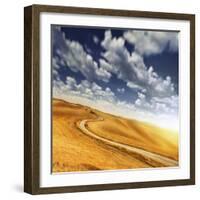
<box><xmin>101</xmin><ymin>30</ymin><xmax>176</xmax><ymax>99</ymax></box>
<box><xmin>124</xmin><ymin>30</ymin><xmax>178</xmax><ymax>56</ymax></box>
<box><xmin>54</xmin><ymin>76</ymin><xmax>116</xmax><ymax>103</ymax></box>
<box><xmin>53</xmin><ymin>27</ymin><xmax>111</xmax><ymax>82</ymax></box>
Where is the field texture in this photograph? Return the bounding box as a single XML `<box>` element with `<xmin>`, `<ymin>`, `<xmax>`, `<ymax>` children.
<box><xmin>52</xmin><ymin>99</ymin><xmax>178</xmax><ymax>172</ymax></box>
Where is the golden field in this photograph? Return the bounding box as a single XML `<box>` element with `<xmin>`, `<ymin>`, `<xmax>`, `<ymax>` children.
<box><xmin>52</xmin><ymin>98</ymin><xmax>178</xmax><ymax>173</ymax></box>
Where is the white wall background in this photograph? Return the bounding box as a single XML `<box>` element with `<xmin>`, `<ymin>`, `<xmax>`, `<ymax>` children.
<box><xmin>0</xmin><ymin>0</ymin><xmax>199</xmax><ymax>199</ymax></box>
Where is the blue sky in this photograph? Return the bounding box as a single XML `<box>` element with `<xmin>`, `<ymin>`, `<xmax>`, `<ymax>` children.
<box><xmin>52</xmin><ymin>25</ymin><xmax>179</xmax><ymax>130</ymax></box>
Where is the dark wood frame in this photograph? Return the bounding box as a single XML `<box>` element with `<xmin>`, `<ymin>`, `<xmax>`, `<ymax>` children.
<box><xmin>24</xmin><ymin>4</ymin><xmax>195</xmax><ymax>195</ymax></box>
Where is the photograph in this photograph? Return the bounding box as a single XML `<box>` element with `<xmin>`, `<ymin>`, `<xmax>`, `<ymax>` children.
<box><xmin>52</xmin><ymin>25</ymin><xmax>179</xmax><ymax>173</ymax></box>
<box><xmin>24</xmin><ymin>5</ymin><xmax>195</xmax><ymax>194</ymax></box>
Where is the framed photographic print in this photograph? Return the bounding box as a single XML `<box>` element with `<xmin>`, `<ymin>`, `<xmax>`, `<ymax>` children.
<box><xmin>24</xmin><ymin>4</ymin><xmax>195</xmax><ymax>194</ymax></box>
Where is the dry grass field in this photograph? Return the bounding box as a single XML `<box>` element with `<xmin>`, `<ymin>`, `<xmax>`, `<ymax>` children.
<box><xmin>52</xmin><ymin>98</ymin><xmax>178</xmax><ymax>173</ymax></box>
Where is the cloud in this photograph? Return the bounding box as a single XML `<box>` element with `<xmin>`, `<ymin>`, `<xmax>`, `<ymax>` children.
<box><xmin>101</xmin><ymin>30</ymin><xmax>125</xmax><ymax>51</ymax></box>
<box><xmin>53</xmin><ymin>27</ymin><xmax>111</xmax><ymax>82</ymax></box>
<box><xmin>123</xmin><ymin>30</ymin><xmax>178</xmax><ymax>56</ymax></box>
<box><xmin>84</xmin><ymin>45</ymin><xmax>92</xmax><ymax>54</ymax></box>
<box><xmin>101</xmin><ymin>30</ymin><xmax>176</xmax><ymax>99</ymax></box>
<box><xmin>127</xmin><ymin>82</ymin><xmax>146</xmax><ymax>93</ymax></box>
<box><xmin>134</xmin><ymin>91</ymin><xmax>178</xmax><ymax>115</ymax></box>
<box><xmin>52</xmin><ymin>57</ymin><xmax>61</xmax><ymax>80</ymax></box>
<box><xmin>152</xmin><ymin>95</ymin><xmax>178</xmax><ymax>111</ymax></box>
<box><xmin>99</xmin><ymin>58</ymin><xmax>113</xmax><ymax>72</ymax></box>
<box><xmin>117</xmin><ymin>88</ymin><xmax>125</xmax><ymax>93</ymax></box>
<box><xmin>54</xmin><ymin>76</ymin><xmax>116</xmax><ymax>103</ymax></box>
<box><xmin>93</xmin><ymin>35</ymin><xmax>99</xmax><ymax>44</ymax></box>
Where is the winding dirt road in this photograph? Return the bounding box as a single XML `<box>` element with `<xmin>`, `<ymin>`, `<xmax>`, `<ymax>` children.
<box><xmin>77</xmin><ymin>117</ymin><xmax>178</xmax><ymax>167</ymax></box>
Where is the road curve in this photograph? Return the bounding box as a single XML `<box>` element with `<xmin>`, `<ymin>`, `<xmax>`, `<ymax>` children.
<box><xmin>77</xmin><ymin>118</ymin><xmax>178</xmax><ymax>167</ymax></box>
